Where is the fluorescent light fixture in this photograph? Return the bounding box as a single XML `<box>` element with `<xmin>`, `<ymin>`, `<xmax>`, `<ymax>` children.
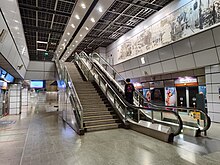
<box><xmin>85</xmin><ymin>27</ymin><xmax>89</xmax><ymax>30</ymax></box>
<box><xmin>81</xmin><ymin>3</ymin><xmax>86</xmax><ymax>9</ymax></box>
<box><xmin>37</xmin><ymin>49</ymin><xmax>46</xmax><ymax>51</ymax></box>
<box><xmin>14</xmin><ymin>26</ymin><xmax>19</xmax><ymax>30</ymax></box>
<box><xmin>141</xmin><ymin>57</ymin><xmax>145</xmax><ymax>64</ymax></box>
<box><xmin>67</xmin><ymin>32</ymin><xmax>70</xmax><ymax>35</ymax></box>
<box><xmin>51</xmin><ymin>42</ymin><xmax>56</xmax><ymax>45</ymax></box>
<box><xmin>37</xmin><ymin>41</ymin><xmax>48</xmax><ymax>44</ymax></box>
<box><xmin>80</xmin><ymin>34</ymin><xmax>82</xmax><ymax>37</ymax></box>
<box><xmin>67</xmin><ymin>52</ymin><xmax>69</xmax><ymax>54</ymax></box>
<box><xmin>72</xmin><ymin>45</ymin><xmax>75</xmax><ymax>47</ymax></box>
<box><xmin>98</xmin><ymin>7</ymin><xmax>103</xmax><ymax>13</ymax></box>
<box><xmin>14</xmin><ymin>20</ymin><xmax>19</xmax><ymax>23</ymax></box>
<box><xmin>75</xmin><ymin>41</ymin><xmax>78</xmax><ymax>43</ymax></box>
<box><xmin>91</xmin><ymin>18</ymin><xmax>95</xmax><ymax>23</ymax></box>
<box><xmin>71</xmin><ymin>24</ymin><xmax>75</xmax><ymax>28</ymax></box>
<box><xmin>58</xmin><ymin>51</ymin><xmax>60</xmax><ymax>53</ymax></box>
<box><xmin>60</xmin><ymin>47</ymin><xmax>62</xmax><ymax>50</ymax></box>
<box><xmin>22</xmin><ymin>47</ymin><xmax>25</xmax><ymax>55</ymax></box>
<box><xmin>64</xmin><ymin>39</ymin><xmax>67</xmax><ymax>42</ymax></box>
<box><xmin>75</xmin><ymin>15</ymin><xmax>80</xmax><ymax>20</ymax></box>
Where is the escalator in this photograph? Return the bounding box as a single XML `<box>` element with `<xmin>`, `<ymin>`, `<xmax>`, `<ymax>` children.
<box><xmin>75</xmin><ymin>51</ymin><xmax>211</xmax><ymax>137</ymax></box>
<box><xmin>65</xmin><ymin>53</ymin><xmax>184</xmax><ymax>142</ymax></box>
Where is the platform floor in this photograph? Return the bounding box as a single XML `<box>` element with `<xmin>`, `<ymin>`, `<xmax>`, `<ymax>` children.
<box><xmin>1</xmin><ymin>98</ymin><xmax>220</xmax><ymax>165</ymax></box>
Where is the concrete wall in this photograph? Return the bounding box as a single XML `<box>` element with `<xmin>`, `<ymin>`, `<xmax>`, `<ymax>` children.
<box><xmin>25</xmin><ymin>61</ymin><xmax>56</xmax><ymax>80</ymax></box>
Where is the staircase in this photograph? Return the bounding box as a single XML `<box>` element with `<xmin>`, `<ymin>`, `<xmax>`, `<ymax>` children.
<box><xmin>65</xmin><ymin>62</ymin><xmax>122</xmax><ymax>132</ymax></box>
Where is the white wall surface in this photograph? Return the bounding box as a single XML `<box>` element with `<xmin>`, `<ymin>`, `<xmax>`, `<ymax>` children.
<box><xmin>0</xmin><ymin>7</ymin><xmax>29</xmax><ymax>78</ymax></box>
<box><xmin>205</xmin><ymin>65</ymin><xmax>220</xmax><ymax>123</ymax></box>
<box><xmin>25</xmin><ymin>61</ymin><xmax>56</xmax><ymax>80</ymax></box>
<box><xmin>107</xmin><ymin>0</ymin><xmax>220</xmax><ymax>66</ymax></box>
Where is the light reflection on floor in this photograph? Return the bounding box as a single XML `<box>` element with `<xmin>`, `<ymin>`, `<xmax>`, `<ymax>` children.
<box><xmin>0</xmin><ymin>93</ymin><xmax>220</xmax><ymax>165</ymax></box>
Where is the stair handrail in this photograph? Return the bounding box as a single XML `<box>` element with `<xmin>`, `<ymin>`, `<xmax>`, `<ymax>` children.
<box><xmin>64</xmin><ymin>65</ymin><xmax>84</xmax><ymax>128</ymax></box>
<box><xmin>75</xmin><ymin>52</ymin><xmax>183</xmax><ymax>136</ymax></box>
<box><xmin>55</xmin><ymin>57</ymin><xmax>84</xmax><ymax>132</ymax></box>
<box><xmin>87</xmin><ymin>51</ymin><xmax>211</xmax><ymax>133</ymax></box>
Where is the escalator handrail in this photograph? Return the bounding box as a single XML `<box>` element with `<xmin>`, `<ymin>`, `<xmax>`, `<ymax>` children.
<box><xmin>76</xmin><ymin>52</ymin><xmax>183</xmax><ymax>136</ymax></box>
<box><xmin>89</xmin><ymin>51</ymin><xmax>211</xmax><ymax>132</ymax></box>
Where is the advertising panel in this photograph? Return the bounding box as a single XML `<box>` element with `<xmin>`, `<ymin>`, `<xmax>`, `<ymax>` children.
<box><xmin>165</xmin><ymin>87</ymin><xmax>177</xmax><ymax>106</ymax></box>
<box><xmin>143</xmin><ymin>88</ymin><xmax>151</xmax><ymax>102</ymax></box>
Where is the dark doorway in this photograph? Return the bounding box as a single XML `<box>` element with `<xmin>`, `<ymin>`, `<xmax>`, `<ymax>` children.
<box><xmin>176</xmin><ymin>87</ymin><xmax>186</xmax><ymax>107</ymax></box>
<box><xmin>189</xmin><ymin>86</ymin><xmax>198</xmax><ymax>107</ymax></box>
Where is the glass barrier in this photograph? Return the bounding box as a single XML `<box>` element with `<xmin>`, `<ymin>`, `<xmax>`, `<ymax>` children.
<box><xmin>55</xmin><ymin>57</ymin><xmax>84</xmax><ymax>134</ymax></box>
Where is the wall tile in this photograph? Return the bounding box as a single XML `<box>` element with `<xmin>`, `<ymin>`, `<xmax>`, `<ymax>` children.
<box><xmin>190</xmin><ymin>30</ymin><xmax>215</xmax><ymax>52</ymax></box>
<box><xmin>193</xmin><ymin>48</ymin><xmax>219</xmax><ymax>67</ymax></box>
<box><xmin>212</xmin><ymin>26</ymin><xmax>220</xmax><ymax>46</ymax></box>
<box><xmin>161</xmin><ymin>59</ymin><xmax>177</xmax><ymax>73</ymax></box>
<box><xmin>150</xmin><ymin>63</ymin><xmax>163</xmax><ymax>75</ymax></box>
<box><xmin>158</xmin><ymin>45</ymin><xmax>174</xmax><ymax>61</ymax></box>
<box><xmin>147</xmin><ymin>50</ymin><xmax>160</xmax><ymax>64</ymax></box>
<box><xmin>211</xmin><ymin>73</ymin><xmax>220</xmax><ymax>83</ymax></box>
<box><xmin>173</xmin><ymin>38</ymin><xmax>192</xmax><ymax>57</ymax></box>
<box><xmin>176</xmin><ymin>54</ymin><xmax>195</xmax><ymax>70</ymax></box>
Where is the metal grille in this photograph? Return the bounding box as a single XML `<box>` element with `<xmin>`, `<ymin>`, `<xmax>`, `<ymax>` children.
<box><xmin>18</xmin><ymin>0</ymin><xmax>76</xmax><ymax>61</ymax></box>
<box><xmin>71</xmin><ymin>0</ymin><xmax>173</xmax><ymax>61</ymax></box>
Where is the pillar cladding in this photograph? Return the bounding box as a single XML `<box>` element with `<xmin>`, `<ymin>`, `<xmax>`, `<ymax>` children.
<box><xmin>9</xmin><ymin>84</ymin><xmax>22</xmax><ymax>115</ymax></box>
<box><xmin>205</xmin><ymin>64</ymin><xmax>220</xmax><ymax>122</ymax></box>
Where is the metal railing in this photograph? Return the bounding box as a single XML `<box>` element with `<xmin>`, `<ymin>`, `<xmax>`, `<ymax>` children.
<box><xmin>76</xmin><ymin>51</ymin><xmax>211</xmax><ymax>134</ymax></box>
<box><xmin>75</xmin><ymin>52</ymin><xmax>183</xmax><ymax>136</ymax></box>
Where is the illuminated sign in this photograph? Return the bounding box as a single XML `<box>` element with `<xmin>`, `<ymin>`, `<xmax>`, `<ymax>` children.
<box><xmin>175</xmin><ymin>77</ymin><xmax>197</xmax><ymax>86</ymax></box>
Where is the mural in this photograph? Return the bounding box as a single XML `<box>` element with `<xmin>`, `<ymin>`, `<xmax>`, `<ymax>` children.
<box><xmin>117</xmin><ymin>0</ymin><xmax>220</xmax><ymax>63</ymax></box>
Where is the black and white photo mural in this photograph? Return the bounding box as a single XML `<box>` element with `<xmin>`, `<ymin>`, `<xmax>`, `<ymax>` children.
<box><xmin>117</xmin><ymin>0</ymin><xmax>220</xmax><ymax>63</ymax></box>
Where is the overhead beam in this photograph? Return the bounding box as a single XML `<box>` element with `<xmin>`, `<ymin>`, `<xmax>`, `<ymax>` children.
<box><xmin>116</xmin><ymin>0</ymin><xmax>162</xmax><ymax>11</ymax></box>
<box><xmin>23</xmin><ymin>24</ymin><xmax>63</xmax><ymax>34</ymax></box>
<box><xmin>19</xmin><ymin>3</ymin><xmax>71</xmax><ymax>17</ymax></box>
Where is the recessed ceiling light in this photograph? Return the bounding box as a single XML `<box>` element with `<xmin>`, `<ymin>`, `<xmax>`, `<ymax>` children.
<box><xmin>85</xmin><ymin>27</ymin><xmax>89</xmax><ymax>30</ymax></box>
<box><xmin>37</xmin><ymin>41</ymin><xmax>48</xmax><ymax>44</ymax></box>
<box><xmin>91</xmin><ymin>18</ymin><xmax>95</xmax><ymax>23</ymax></box>
<box><xmin>81</xmin><ymin>3</ymin><xmax>86</xmax><ymax>9</ymax></box>
<box><xmin>64</xmin><ymin>39</ymin><xmax>67</xmax><ymax>42</ymax></box>
<box><xmin>58</xmin><ymin>51</ymin><xmax>60</xmax><ymax>53</ymax></box>
<box><xmin>71</xmin><ymin>24</ymin><xmax>75</xmax><ymax>28</ymax></box>
<box><xmin>14</xmin><ymin>26</ymin><xmax>19</xmax><ymax>30</ymax></box>
<box><xmin>80</xmin><ymin>34</ymin><xmax>82</xmax><ymax>37</ymax></box>
<box><xmin>60</xmin><ymin>47</ymin><xmax>62</xmax><ymax>50</ymax></box>
<box><xmin>75</xmin><ymin>15</ymin><xmax>80</xmax><ymax>20</ymax></box>
<box><xmin>75</xmin><ymin>41</ymin><xmax>78</xmax><ymax>43</ymax></box>
<box><xmin>67</xmin><ymin>52</ymin><xmax>69</xmax><ymax>54</ymax></box>
<box><xmin>67</xmin><ymin>32</ymin><xmax>70</xmax><ymax>35</ymax></box>
<box><xmin>72</xmin><ymin>45</ymin><xmax>75</xmax><ymax>47</ymax></box>
<box><xmin>70</xmin><ymin>49</ymin><xmax>72</xmax><ymax>51</ymax></box>
<box><xmin>14</xmin><ymin>20</ymin><xmax>19</xmax><ymax>23</ymax></box>
<box><xmin>98</xmin><ymin>7</ymin><xmax>103</xmax><ymax>13</ymax></box>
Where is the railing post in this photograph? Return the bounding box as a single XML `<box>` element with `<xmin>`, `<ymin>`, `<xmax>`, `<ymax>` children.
<box><xmin>151</xmin><ymin>110</ymin><xmax>154</xmax><ymax>123</ymax></box>
<box><xmin>137</xmin><ymin>109</ymin><xmax>140</xmax><ymax>122</ymax></box>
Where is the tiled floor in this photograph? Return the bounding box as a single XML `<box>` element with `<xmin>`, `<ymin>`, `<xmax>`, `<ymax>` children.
<box><xmin>1</xmin><ymin>97</ymin><xmax>220</xmax><ymax>165</ymax></box>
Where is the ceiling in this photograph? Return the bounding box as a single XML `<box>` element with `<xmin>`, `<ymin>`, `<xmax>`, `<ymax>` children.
<box><xmin>18</xmin><ymin>0</ymin><xmax>76</xmax><ymax>61</ymax></box>
<box><xmin>17</xmin><ymin>0</ymin><xmax>173</xmax><ymax>62</ymax></box>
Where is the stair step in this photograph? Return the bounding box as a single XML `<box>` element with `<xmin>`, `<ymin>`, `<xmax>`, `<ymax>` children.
<box><xmin>84</xmin><ymin>118</ymin><xmax>119</xmax><ymax>126</ymax></box>
<box><xmin>83</xmin><ymin>111</ymin><xmax>114</xmax><ymax>116</ymax></box>
<box><xmin>85</xmin><ymin>123</ymin><xmax>120</xmax><ymax>132</ymax></box>
<box><xmin>83</xmin><ymin>114</ymin><xmax>116</xmax><ymax>121</ymax></box>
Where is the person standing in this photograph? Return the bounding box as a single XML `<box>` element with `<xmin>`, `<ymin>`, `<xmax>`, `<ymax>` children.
<box><xmin>124</xmin><ymin>78</ymin><xmax>135</xmax><ymax>105</ymax></box>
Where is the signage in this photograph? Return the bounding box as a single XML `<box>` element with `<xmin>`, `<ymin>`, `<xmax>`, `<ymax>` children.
<box><xmin>175</xmin><ymin>76</ymin><xmax>198</xmax><ymax>87</ymax></box>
